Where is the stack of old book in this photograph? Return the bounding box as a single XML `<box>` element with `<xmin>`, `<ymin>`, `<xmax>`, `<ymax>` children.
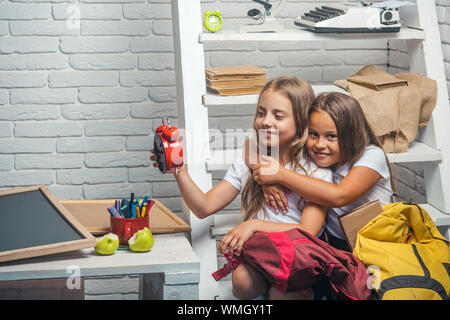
<box><xmin>205</xmin><ymin>65</ymin><xmax>268</xmax><ymax>96</ymax></box>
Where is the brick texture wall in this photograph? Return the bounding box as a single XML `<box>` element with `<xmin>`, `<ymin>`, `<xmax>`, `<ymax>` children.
<box><xmin>0</xmin><ymin>0</ymin><xmax>448</xmax><ymax>218</ymax></box>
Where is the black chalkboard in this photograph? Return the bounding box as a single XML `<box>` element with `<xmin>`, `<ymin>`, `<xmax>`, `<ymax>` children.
<box><xmin>0</xmin><ymin>185</ymin><xmax>96</xmax><ymax>263</ymax></box>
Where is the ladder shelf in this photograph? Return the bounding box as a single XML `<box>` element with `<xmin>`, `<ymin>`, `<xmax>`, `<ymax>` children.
<box><xmin>171</xmin><ymin>0</ymin><xmax>450</xmax><ymax>299</ymax></box>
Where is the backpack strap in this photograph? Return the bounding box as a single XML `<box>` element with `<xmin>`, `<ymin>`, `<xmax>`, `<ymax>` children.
<box><xmin>384</xmin><ymin>154</ymin><xmax>399</xmax><ymax>203</ymax></box>
<box><xmin>211</xmin><ymin>251</ymin><xmax>241</xmax><ymax>281</ymax></box>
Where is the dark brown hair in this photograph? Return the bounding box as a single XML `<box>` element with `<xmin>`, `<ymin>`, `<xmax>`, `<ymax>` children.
<box><xmin>308</xmin><ymin>92</ymin><xmax>381</xmax><ymax>168</ymax></box>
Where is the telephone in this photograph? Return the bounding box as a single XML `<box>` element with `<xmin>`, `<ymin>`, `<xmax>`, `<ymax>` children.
<box><xmin>240</xmin><ymin>0</ymin><xmax>286</xmax><ymax>33</ymax></box>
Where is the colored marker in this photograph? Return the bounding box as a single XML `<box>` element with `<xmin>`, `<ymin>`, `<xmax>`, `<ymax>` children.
<box><xmin>107</xmin><ymin>208</ymin><xmax>115</xmax><ymax>218</ymax></box>
<box><xmin>141</xmin><ymin>196</ymin><xmax>148</xmax><ymax>211</ymax></box>
<box><xmin>135</xmin><ymin>206</ymin><xmax>140</xmax><ymax>218</ymax></box>
<box><xmin>144</xmin><ymin>201</ymin><xmax>152</xmax><ymax>217</ymax></box>
<box><xmin>108</xmin><ymin>206</ymin><xmax>120</xmax><ymax>218</ymax></box>
<box><xmin>129</xmin><ymin>193</ymin><xmax>135</xmax><ymax>217</ymax></box>
<box><xmin>131</xmin><ymin>202</ymin><xmax>137</xmax><ymax>218</ymax></box>
<box><xmin>121</xmin><ymin>205</ymin><xmax>128</xmax><ymax>218</ymax></box>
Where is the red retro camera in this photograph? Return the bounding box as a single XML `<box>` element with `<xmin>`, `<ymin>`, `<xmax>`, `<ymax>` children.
<box><xmin>154</xmin><ymin>118</ymin><xmax>183</xmax><ymax>173</ymax></box>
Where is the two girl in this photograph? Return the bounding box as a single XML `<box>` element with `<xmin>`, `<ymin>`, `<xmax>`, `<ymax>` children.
<box><xmin>152</xmin><ymin>77</ymin><xmax>333</xmax><ymax>300</ymax></box>
<box><xmin>151</xmin><ymin>76</ymin><xmax>393</xmax><ymax>300</ymax></box>
<box><xmin>249</xmin><ymin>92</ymin><xmax>393</xmax><ymax>251</ymax></box>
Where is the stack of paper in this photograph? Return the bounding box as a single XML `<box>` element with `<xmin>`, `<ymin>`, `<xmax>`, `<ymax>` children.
<box><xmin>205</xmin><ymin>65</ymin><xmax>268</xmax><ymax>96</ymax></box>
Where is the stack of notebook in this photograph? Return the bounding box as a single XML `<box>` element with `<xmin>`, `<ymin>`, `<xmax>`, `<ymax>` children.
<box><xmin>205</xmin><ymin>65</ymin><xmax>268</xmax><ymax>96</ymax></box>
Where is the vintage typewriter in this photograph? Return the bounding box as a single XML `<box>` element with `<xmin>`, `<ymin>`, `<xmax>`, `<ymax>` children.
<box><xmin>294</xmin><ymin>4</ymin><xmax>401</xmax><ymax>33</ymax></box>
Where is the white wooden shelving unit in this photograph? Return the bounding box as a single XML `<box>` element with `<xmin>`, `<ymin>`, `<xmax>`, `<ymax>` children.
<box><xmin>171</xmin><ymin>0</ymin><xmax>450</xmax><ymax>300</ymax></box>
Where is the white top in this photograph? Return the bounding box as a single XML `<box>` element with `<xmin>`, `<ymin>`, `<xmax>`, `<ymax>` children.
<box><xmin>326</xmin><ymin>145</ymin><xmax>394</xmax><ymax>239</ymax></box>
<box><xmin>224</xmin><ymin>157</ymin><xmax>333</xmax><ymax>236</ymax></box>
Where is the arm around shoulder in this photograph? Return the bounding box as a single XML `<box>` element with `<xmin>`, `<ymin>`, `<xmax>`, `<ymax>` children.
<box><xmin>275</xmin><ymin>164</ymin><xmax>382</xmax><ymax>208</ymax></box>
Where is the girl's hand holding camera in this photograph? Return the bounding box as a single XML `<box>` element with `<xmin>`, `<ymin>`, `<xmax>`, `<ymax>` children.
<box><xmin>150</xmin><ymin>149</ymin><xmax>185</xmax><ymax>176</ymax></box>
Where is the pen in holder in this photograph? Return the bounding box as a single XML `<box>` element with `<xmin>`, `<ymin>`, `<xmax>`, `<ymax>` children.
<box><xmin>108</xmin><ymin>194</ymin><xmax>154</xmax><ymax>245</ymax></box>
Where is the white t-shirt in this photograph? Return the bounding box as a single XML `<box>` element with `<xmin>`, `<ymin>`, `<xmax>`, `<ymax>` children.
<box><xmin>326</xmin><ymin>145</ymin><xmax>393</xmax><ymax>239</ymax></box>
<box><xmin>224</xmin><ymin>157</ymin><xmax>333</xmax><ymax>236</ymax></box>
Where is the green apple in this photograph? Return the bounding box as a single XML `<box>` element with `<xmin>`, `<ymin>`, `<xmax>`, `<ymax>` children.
<box><xmin>95</xmin><ymin>233</ymin><xmax>119</xmax><ymax>255</ymax></box>
<box><xmin>128</xmin><ymin>227</ymin><xmax>154</xmax><ymax>252</ymax></box>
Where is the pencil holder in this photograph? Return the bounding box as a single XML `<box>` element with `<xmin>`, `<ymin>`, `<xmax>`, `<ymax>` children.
<box><xmin>110</xmin><ymin>215</ymin><xmax>149</xmax><ymax>245</ymax></box>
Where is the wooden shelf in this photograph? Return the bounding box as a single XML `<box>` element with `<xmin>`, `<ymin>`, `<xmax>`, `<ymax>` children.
<box><xmin>203</xmin><ymin>85</ymin><xmax>348</xmax><ymax>106</ymax></box>
<box><xmin>200</xmin><ymin>27</ymin><xmax>425</xmax><ymax>43</ymax></box>
<box><xmin>205</xmin><ymin>141</ymin><xmax>441</xmax><ymax>172</ymax></box>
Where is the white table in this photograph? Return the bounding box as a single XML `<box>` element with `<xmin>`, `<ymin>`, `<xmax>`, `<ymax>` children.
<box><xmin>0</xmin><ymin>234</ymin><xmax>200</xmax><ymax>300</ymax></box>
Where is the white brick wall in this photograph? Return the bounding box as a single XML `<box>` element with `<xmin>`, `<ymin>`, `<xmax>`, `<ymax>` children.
<box><xmin>0</xmin><ymin>1</ymin><xmax>448</xmax><ymax>213</ymax></box>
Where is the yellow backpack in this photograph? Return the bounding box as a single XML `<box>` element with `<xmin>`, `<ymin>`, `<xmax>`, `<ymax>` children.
<box><xmin>353</xmin><ymin>202</ymin><xmax>450</xmax><ymax>300</ymax></box>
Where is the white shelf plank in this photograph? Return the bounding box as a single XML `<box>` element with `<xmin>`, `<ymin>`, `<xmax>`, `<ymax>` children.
<box><xmin>420</xmin><ymin>203</ymin><xmax>450</xmax><ymax>226</ymax></box>
<box><xmin>211</xmin><ymin>212</ymin><xmax>241</xmax><ymax>237</ymax></box>
<box><xmin>206</xmin><ymin>142</ymin><xmax>441</xmax><ymax>172</ymax></box>
<box><xmin>200</xmin><ymin>27</ymin><xmax>425</xmax><ymax>43</ymax></box>
<box><xmin>386</xmin><ymin>141</ymin><xmax>442</xmax><ymax>163</ymax></box>
<box><xmin>204</xmin><ymin>85</ymin><xmax>348</xmax><ymax>106</ymax></box>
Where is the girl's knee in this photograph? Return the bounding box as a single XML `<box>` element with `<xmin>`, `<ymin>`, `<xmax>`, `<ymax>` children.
<box><xmin>268</xmin><ymin>286</ymin><xmax>313</xmax><ymax>300</ymax></box>
<box><xmin>231</xmin><ymin>265</ymin><xmax>254</xmax><ymax>299</ymax></box>
<box><xmin>232</xmin><ymin>264</ymin><xmax>267</xmax><ymax>300</ymax></box>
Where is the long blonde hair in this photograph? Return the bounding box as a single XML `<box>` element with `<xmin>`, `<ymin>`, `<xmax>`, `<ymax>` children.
<box><xmin>241</xmin><ymin>76</ymin><xmax>315</xmax><ymax>221</ymax></box>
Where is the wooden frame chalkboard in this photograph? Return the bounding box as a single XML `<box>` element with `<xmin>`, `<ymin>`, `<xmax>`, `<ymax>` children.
<box><xmin>0</xmin><ymin>185</ymin><xmax>96</xmax><ymax>263</ymax></box>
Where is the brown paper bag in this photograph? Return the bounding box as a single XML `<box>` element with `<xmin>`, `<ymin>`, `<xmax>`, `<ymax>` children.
<box><xmin>395</xmin><ymin>73</ymin><xmax>437</xmax><ymax>127</ymax></box>
<box><xmin>356</xmin><ymin>89</ymin><xmax>399</xmax><ymax>137</ymax></box>
<box><xmin>396</xmin><ymin>83</ymin><xmax>421</xmax><ymax>151</ymax></box>
<box><xmin>334</xmin><ymin>65</ymin><xmax>432</xmax><ymax>153</ymax></box>
<box><xmin>339</xmin><ymin>199</ymin><xmax>383</xmax><ymax>250</ymax></box>
<box><xmin>347</xmin><ymin>65</ymin><xmax>407</xmax><ymax>90</ymax></box>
